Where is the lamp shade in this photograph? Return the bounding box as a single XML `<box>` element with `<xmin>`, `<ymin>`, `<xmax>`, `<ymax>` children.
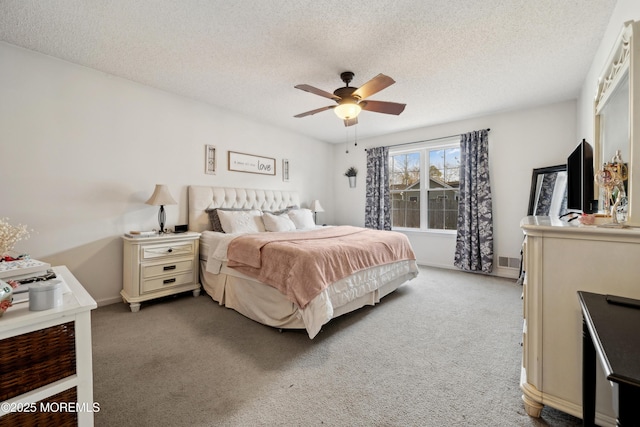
<box><xmin>145</xmin><ymin>184</ymin><xmax>177</xmax><ymax>206</ymax></box>
<box><xmin>310</xmin><ymin>200</ymin><xmax>324</xmax><ymax>213</ymax></box>
<box><xmin>334</xmin><ymin>102</ymin><xmax>362</xmax><ymax>120</ymax></box>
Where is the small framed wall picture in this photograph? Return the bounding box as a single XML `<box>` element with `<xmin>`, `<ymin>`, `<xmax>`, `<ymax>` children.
<box><xmin>205</xmin><ymin>145</ymin><xmax>216</xmax><ymax>175</ymax></box>
<box><xmin>228</xmin><ymin>151</ymin><xmax>276</xmax><ymax>176</ymax></box>
<box><xmin>282</xmin><ymin>159</ymin><xmax>290</xmax><ymax>182</ymax></box>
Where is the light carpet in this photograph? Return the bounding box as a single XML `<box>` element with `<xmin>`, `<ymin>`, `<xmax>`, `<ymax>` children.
<box><xmin>91</xmin><ymin>266</ymin><xmax>582</xmax><ymax>426</ymax></box>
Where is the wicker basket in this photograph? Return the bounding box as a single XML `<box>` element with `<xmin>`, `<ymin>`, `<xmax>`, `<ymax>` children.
<box><xmin>1</xmin><ymin>387</ymin><xmax>77</xmax><ymax>427</ymax></box>
<box><xmin>0</xmin><ymin>322</ymin><xmax>76</xmax><ymax>401</ymax></box>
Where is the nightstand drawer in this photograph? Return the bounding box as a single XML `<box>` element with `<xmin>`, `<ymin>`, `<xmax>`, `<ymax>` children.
<box><xmin>142</xmin><ymin>259</ymin><xmax>193</xmax><ymax>279</ymax></box>
<box><xmin>141</xmin><ymin>271</ymin><xmax>194</xmax><ymax>293</ymax></box>
<box><xmin>142</xmin><ymin>242</ymin><xmax>193</xmax><ymax>260</ymax></box>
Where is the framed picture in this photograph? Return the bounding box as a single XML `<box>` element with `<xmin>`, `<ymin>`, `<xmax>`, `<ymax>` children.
<box><xmin>228</xmin><ymin>151</ymin><xmax>276</xmax><ymax>175</ymax></box>
<box><xmin>282</xmin><ymin>159</ymin><xmax>290</xmax><ymax>182</ymax></box>
<box><xmin>205</xmin><ymin>145</ymin><xmax>216</xmax><ymax>175</ymax></box>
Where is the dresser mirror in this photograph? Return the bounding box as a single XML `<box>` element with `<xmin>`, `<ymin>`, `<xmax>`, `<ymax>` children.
<box><xmin>597</xmin><ymin>71</ymin><xmax>629</xmax><ymax>165</ymax></box>
<box><xmin>527</xmin><ymin>165</ymin><xmax>567</xmax><ymax>217</ymax></box>
<box><xmin>594</xmin><ymin>20</ymin><xmax>639</xmax><ymax>225</ymax></box>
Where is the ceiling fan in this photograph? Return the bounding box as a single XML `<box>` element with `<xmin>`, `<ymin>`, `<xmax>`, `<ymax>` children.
<box><xmin>294</xmin><ymin>71</ymin><xmax>406</xmax><ymax>127</ymax></box>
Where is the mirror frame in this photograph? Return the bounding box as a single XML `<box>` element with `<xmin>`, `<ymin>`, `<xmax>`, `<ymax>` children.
<box><xmin>594</xmin><ymin>20</ymin><xmax>640</xmax><ymax>226</ymax></box>
<box><xmin>528</xmin><ymin>165</ymin><xmax>567</xmax><ymax>216</ymax></box>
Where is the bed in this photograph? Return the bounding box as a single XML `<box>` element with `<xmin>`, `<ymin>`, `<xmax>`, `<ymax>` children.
<box><xmin>188</xmin><ymin>186</ymin><xmax>418</xmax><ymax>338</ymax></box>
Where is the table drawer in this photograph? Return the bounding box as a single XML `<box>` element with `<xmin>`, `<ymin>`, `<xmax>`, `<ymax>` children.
<box><xmin>142</xmin><ymin>242</ymin><xmax>193</xmax><ymax>260</ymax></box>
<box><xmin>141</xmin><ymin>271</ymin><xmax>194</xmax><ymax>294</ymax></box>
<box><xmin>142</xmin><ymin>259</ymin><xmax>193</xmax><ymax>279</ymax></box>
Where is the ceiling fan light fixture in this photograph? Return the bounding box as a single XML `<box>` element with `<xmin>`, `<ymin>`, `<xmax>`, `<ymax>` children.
<box><xmin>295</xmin><ymin>72</ymin><xmax>403</xmax><ymax>122</ymax></box>
<box><xmin>334</xmin><ymin>101</ymin><xmax>362</xmax><ymax>120</ymax></box>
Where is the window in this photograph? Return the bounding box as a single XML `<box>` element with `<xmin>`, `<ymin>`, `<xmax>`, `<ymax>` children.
<box><xmin>389</xmin><ymin>152</ymin><xmax>421</xmax><ymax>228</ymax></box>
<box><xmin>389</xmin><ymin>139</ymin><xmax>460</xmax><ymax>231</ymax></box>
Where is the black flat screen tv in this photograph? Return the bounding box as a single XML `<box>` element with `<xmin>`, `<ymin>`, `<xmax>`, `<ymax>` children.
<box><xmin>567</xmin><ymin>139</ymin><xmax>595</xmax><ymax>213</ymax></box>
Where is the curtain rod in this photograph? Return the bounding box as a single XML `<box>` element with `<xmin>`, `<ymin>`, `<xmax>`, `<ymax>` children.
<box><xmin>365</xmin><ymin>128</ymin><xmax>490</xmax><ymax>151</ymax></box>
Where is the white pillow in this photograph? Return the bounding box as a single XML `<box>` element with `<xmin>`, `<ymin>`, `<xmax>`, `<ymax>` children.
<box><xmin>216</xmin><ymin>209</ymin><xmax>265</xmax><ymax>234</ymax></box>
<box><xmin>287</xmin><ymin>208</ymin><xmax>316</xmax><ymax>229</ymax></box>
<box><xmin>262</xmin><ymin>212</ymin><xmax>296</xmax><ymax>232</ymax></box>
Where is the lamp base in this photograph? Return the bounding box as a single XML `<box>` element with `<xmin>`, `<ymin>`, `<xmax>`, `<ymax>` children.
<box><xmin>158</xmin><ymin>205</ymin><xmax>166</xmax><ymax>234</ymax></box>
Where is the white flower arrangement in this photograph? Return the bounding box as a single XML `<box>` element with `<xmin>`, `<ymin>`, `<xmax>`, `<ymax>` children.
<box><xmin>0</xmin><ymin>218</ymin><xmax>30</xmax><ymax>258</ymax></box>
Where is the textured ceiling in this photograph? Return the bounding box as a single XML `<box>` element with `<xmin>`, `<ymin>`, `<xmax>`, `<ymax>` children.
<box><xmin>0</xmin><ymin>0</ymin><xmax>617</xmax><ymax>143</ymax></box>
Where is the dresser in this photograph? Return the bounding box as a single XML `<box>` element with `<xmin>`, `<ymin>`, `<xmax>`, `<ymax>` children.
<box><xmin>520</xmin><ymin>216</ymin><xmax>640</xmax><ymax>426</ymax></box>
<box><xmin>121</xmin><ymin>232</ymin><xmax>201</xmax><ymax>312</ymax></box>
<box><xmin>0</xmin><ymin>266</ymin><xmax>97</xmax><ymax>426</ymax></box>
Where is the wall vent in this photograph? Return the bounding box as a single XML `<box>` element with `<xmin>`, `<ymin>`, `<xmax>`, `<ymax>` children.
<box><xmin>498</xmin><ymin>256</ymin><xmax>521</xmax><ymax>269</ymax></box>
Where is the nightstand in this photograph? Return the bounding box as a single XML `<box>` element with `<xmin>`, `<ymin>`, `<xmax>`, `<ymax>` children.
<box><xmin>121</xmin><ymin>232</ymin><xmax>201</xmax><ymax>312</ymax></box>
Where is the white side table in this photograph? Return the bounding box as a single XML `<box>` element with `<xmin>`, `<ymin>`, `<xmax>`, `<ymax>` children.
<box><xmin>0</xmin><ymin>265</ymin><xmax>97</xmax><ymax>426</ymax></box>
<box><xmin>121</xmin><ymin>232</ymin><xmax>201</xmax><ymax>312</ymax></box>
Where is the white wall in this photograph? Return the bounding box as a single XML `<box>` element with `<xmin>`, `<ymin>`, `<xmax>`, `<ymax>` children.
<box><xmin>333</xmin><ymin>101</ymin><xmax>577</xmax><ymax>278</ymax></box>
<box><xmin>577</xmin><ymin>0</ymin><xmax>640</xmax><ymax>143</ymax></box>
<box><xmin>0</xmin><ymin>42</ymin><xmax>333</xmax><ymax>305</ymax></box>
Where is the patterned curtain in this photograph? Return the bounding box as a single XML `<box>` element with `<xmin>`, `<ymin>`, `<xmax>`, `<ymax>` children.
<box><xmin>454</xmin><ymin>129</ymin><xmax>493</xmax><ymax>273</ymax></box>
<box><xmin>364</xmin><ymin>146</ymin><xmax>391</xmax><ymax>230</ymax></box>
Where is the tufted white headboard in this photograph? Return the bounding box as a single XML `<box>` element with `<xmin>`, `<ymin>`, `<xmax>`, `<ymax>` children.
<box><xmin>188</xmin><ymin>186</ymin><xmax>301</xmax><ymax>232</ymax></box>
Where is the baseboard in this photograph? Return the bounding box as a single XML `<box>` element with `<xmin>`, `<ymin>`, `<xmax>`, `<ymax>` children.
<box><xmin>415</xmin><ymin>260</ymin><xmax>458</xmax><ymax>271</ymax></box>
<box><xmin>96</xmin><ymin>296</ymin><xmax>123</xmax><ymax>307</ymax></box>
<box><xmin>415</xmin><ymin>261</ymin><xmax>520</xmax><ymax>280</ymax></box>
<box><xmin>493</xmin><ymin>266</ymin><xmax>520</xmax><ymax>280</ymax></box>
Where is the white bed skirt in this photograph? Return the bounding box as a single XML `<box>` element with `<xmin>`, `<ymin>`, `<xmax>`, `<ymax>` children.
<box><xmin>199</xmin><ymin>259</ymin><xmax>418</xmax><ymax>338</ymax></box>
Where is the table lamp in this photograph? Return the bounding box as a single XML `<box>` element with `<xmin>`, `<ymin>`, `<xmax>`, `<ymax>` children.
<box><xmin>145</xmin><ymin>184</ymin><xmax>177</xmax><ymax>233</ymax></box>
<box><xmin>310</xmin><ymin>200</ymin><xmax>324</xmax><ymax>224</ymax></box>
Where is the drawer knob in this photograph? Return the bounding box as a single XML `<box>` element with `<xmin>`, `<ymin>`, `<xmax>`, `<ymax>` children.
<box><xmin>163</xmin><ymin>278</ymin><xmax>176</xmax><ymax>284</ymax></box>
<box><xmin>163</xmin><ymin>265</ymin><xmax>176</xmax><ymax>271</ymax></box>
<box><xmin>167</xmin><ymin>248</ymin><xmax>173</xmax><ymax>253</ymax></box>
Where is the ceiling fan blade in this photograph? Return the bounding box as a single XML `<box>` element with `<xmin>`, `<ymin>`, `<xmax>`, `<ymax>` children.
<box><xmin>294</xmin><ymin>105</ymin><xmax>335</xmax><ymax>118</ymax></box>
<box><xmin>361</xmin><ymin>100</ymin><xmax>406</xmax><ymax>115</ymax></box>
<box><xmin>352</xmin><ymin>74</ymin><xmax>395</xmax><ymax>100</ymax></box>
<box><xmin>343</xmin><ymin>117</ymin><xmax>358</xmax><ymax>127</ymax></box>
<box><xmin>294</xmin><ymin>84</ymin><xmax>341</xmax><ymax>100</ymax></box>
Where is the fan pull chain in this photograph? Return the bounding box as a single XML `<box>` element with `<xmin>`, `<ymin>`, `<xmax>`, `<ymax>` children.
<box><xmin>354</xmin><ymin>124</ymin><xmax>358</xmax><ymax>147</ymax></box>
<box><xmin>345</xmin><ymin>126</ymin><xmax>350</xmax><ymax>153</ymax></box>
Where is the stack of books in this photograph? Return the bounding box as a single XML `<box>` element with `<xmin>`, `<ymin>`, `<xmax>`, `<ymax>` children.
<box><xmin>0</xmin><ymin>258</ymin><xmax>51</xmax><ymax>281</ymax></box>
<box><xmin>0</xmin><ymin>258</ymin><xmax>55</xmax><ymax>304</ymax></box>
<box><xmin>124</xmin><ymin>230</ymin><xmax>157</xmax><ymax>238</ymax></box>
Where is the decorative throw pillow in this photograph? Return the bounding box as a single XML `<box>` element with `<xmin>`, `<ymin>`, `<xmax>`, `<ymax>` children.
<box><xmin>287</xmin><ymin>208</ymin><xmax>316</xmax><ymax>229</ymax></box>
<box><xmin>205</xmin><ymin>208</ymin><xmax>224</xmax><ymax>232</ymax></box>
<box><xmin>205</xmin><ymin>208</ymin><xmax>257</xmax><ymax>232</ymax></box>
<box><xmin>216</xmin><ymin>209</ymin><xmax>265</xmax><ymax>234</ymax></box>
<box><xmin>262</xmin><ymin>212</ymin><xmax>296</xmax><ymax>232</ymax></box>
<box><xmin>265</xmin><ymin>205</ymin><xmax>299</xmax><ymax>216</ymax></box>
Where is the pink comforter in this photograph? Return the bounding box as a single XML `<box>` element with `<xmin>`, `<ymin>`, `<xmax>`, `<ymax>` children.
<box><xmin>227</xmin><ymin>226</ymin><xmax>416</xmax><ymax>308</ymax></box>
